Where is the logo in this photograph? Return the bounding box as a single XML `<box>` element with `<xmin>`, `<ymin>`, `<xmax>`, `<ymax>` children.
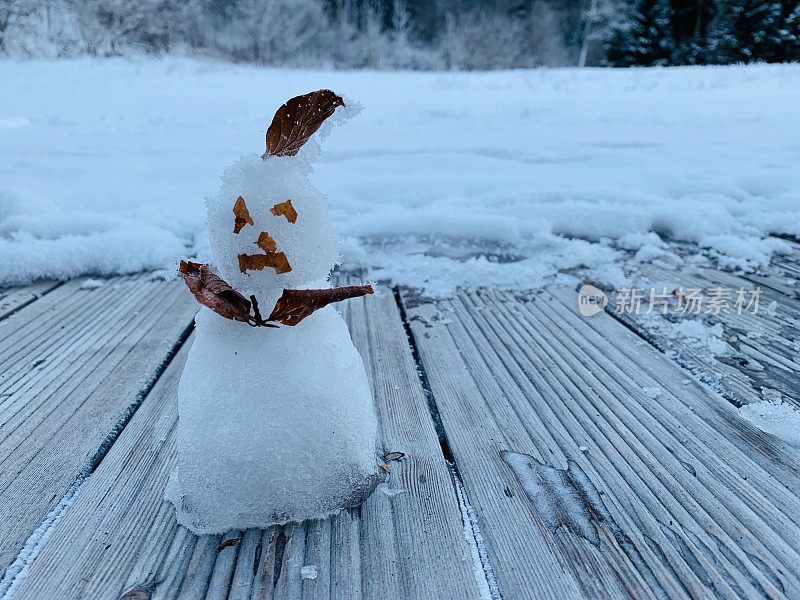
<box><xmin>578</xmin><ymin>284</ymin><xmax>608</xmax><ymax>317</ymax></box>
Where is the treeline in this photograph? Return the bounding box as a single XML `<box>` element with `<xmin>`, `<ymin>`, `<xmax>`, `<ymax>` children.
<box><xmin>1</xmin><ymin>0</ymin><xmax>798</xmax><ymax>68</ymax></box>
<box><xmin>605</xmin><ymin>0</ymin><xmax>800</xmax><ymax>65</ymax></box>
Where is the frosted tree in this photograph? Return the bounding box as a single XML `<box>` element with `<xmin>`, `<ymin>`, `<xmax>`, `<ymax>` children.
<box><xmin>438</xmin><ymin>7</ymin><xmax>527</xmax><ymax>70</ymax></box>
<box><xmin>527</xmin><ymin>1</ymin><xmax>571</xmax><ymax>66</ymax></box>
<box><xmin>669</xmin><ymin>0</ymin><xmax>715</xmax><ymax>64</ymax></box>
<box><xmin>604</xmin><ymin>0</ymin><xmax>675</xmax><ymax>66</ymax></box>
<box><xmin>783</xmin><ymin>1</ymin><xmax>800</xmax><ymax>60</ymax></box>
<box><xmin>707</xmin><ymin>0</ymin><xmax>783</xmax><ymax>63</ymax></box>
<box><xmin>227</xmin><ymin>0</ymin><xmax>328</xmax><ymax>65</ymax></box>
<box><xmin>67</xmin><ymin>0</ymin><xmax>176</xmax><ymax>56</ymax></box>
<box><xmin>0</xmin><ymin>0</ymin><xmax>36</xmax><ymax>53</ymax></box>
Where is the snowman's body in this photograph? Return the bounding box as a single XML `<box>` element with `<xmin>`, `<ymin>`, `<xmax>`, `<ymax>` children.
<box><xmin>168</xmin><ymin>149</ymin><xmax>381</xmax><ymax>533</ymax></box>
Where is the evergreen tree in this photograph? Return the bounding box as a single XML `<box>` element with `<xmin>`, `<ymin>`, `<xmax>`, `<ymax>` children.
<box><xmin>777</xmin><ymin>0</ymin><xmax>800</xmax><ymax>61</ymax></box>
<box><xmin>708</xmin><ymin>0</ymin><xmax>782</xmax><ymax>62</ymax></box>
<box><xmin>604</xmin><ymin>0</ymin><xmax>675</xmax><ymax>66</ymax></box>
<box><xmin>669</xmin><ymin>0</ymin><xmax>715</xmax><ymax>64</ymax></box>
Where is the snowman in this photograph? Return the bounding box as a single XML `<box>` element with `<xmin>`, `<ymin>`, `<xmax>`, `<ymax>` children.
<box><xmin>167</xmin><ymin>91</ymin><xmax>382</xmax><ymax>534</ymax></box>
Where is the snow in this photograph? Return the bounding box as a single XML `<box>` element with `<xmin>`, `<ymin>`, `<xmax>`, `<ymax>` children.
<box><xmin>1</xmin><ymin>58</ymin><xmax>799</xmax><ymax>295</ymax></box>
<box><xmin>451</xmin><ymin>465</ymin><xmax>500</xmax><ymax>600</ymax></box>
<box><xmin>641</xmin><ymin>386</ymin><xmax>664</xmax><ymax>399</ymax></box>
<box><xmin>739</xmin><ymin>400</ymin><xmax>800</xmax><ymax>446</ymax></box>
<box><xmin>300</xmin><ymin>565</ymin><xmax>319</xmax><ymax>580</ymax></box>
<box><xmin>79</xmin><ymin>277</ymin><xmax>104</xmax><ymax>290</ymax></box>
<box><xmin>642</xmin><ymin>318</ymin><xmax>732</xmax><ymax>356</ymax></box>
<box><xmin>207</xmin><ymin>152</ymin><xmax>340</xmax><ymax>309</ymax></box>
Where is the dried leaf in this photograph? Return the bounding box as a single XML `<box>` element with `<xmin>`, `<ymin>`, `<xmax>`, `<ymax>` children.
<box><xmin>255</xmin><ymin>231</ymin><xmax>277</xmax><ymax>253</ymax></box>
<box><xmin>238</xmin><ymin>252</ymin><xmax>292</xmax><ymax>275</ymax></box>
<box><xmin>178</xmin><ymin>260</ymin><xmax>251</xmax><ymax>322</ymax></box>
<box><xmin>216</xmin><ymin>537</ymin><xmax>242</xmax><ymax>552</ymax></box>
<box><xmin>270</xmin><ymin>199</ymin><xmax>298</xmax><ymax>224</ymax></box>
<box><xmin>232</xmin><ymin>196</ymin><xmax>254</xmax><ymax>234</ymax></box>
<box><xmin>263</xmin><ymin>90</ymin><xmax>345</xmax><ymax>158</ymax></box>
<box><xmin>268</xmin><ymin>284</ymin><xmax>374</xmax><ymax>326</ymax></box>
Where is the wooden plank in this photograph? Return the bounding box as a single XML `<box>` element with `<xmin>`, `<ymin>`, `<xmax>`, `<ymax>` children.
<box><xmin>340</xmin><ymin>284</ymin><xmax>482</xmax><ymax>600</ymax></box>
<box><xmin>0</xmin><ymin>276</ymin><xmax>197</xmax><ymax>581</ymax></box>
<box><xmin>402</xmin><ymin>287</ymin><xmax>800</xmax><ymax>599</ymax></box>
<box><xmin>609</xmin><ymin>261</ymin><xmax>800</xmax><ymax>411</ymax></box>
<box><xmin>518</xmin><ymin>287</ymin><xmax>800</xmax><ymax>595</ymax></box>
<box><xmin>12</xmin><ymin>284</ymin><xmax>482</xmax><ymax>600</ymax></box>
<box><xmin>0</xmin><ymin>280</ymin><xmax>61</xmax><ymax>321</ymax></box>
<box><xmin>401</xmin><ymin>291</ymin><xmax>646</xmax><ymax>600</ymax></box>
<box><xmin>8</xmin><ymin>342</ymin><xmax>192</xmax><ymax>600</ymax></box>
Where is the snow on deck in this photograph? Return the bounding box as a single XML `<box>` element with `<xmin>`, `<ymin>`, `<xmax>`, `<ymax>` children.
<box><xmin>1</xmin><ymin>60</ymin><xmax>799</xmax><ymax>294</ymax></box>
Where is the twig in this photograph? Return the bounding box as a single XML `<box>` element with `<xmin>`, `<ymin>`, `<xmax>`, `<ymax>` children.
<box><xmin>248</xmin><ymin>294</ymin><xmax>278</xmax><ymax>328</ymax></box>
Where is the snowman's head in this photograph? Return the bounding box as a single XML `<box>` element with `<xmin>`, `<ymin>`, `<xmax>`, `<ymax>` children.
<box><xmin>206</xmin><ymin>154</ymin><xmax>339</xmax><ymax>303</ymax></box>
<box><xmin>205</xmin><ymin>90</ymin><xmax>349</xmax><ymax>305</ymax></box>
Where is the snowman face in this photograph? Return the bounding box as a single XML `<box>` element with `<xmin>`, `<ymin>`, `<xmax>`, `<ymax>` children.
<box><xmin>234</xmin><ymin>196</ymin><xmax>294</xmax><ymax>275</ymax></box>
<box><xmin>206</xmin><ymin>154</ymin><xmax>339</xmax><ymax>302</ymax></box>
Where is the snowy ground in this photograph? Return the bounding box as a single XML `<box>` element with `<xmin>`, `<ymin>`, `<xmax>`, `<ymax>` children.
<box><xmin>1</xmin><ymin>58</ymin><xmax>799</xmax><ymax>294</ymax></box>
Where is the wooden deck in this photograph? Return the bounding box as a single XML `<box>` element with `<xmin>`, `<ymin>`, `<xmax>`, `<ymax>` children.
<box><xmin>0</xmin><ymin>242</ymin><xmax>799</xmax><ymax>600</ymax></box>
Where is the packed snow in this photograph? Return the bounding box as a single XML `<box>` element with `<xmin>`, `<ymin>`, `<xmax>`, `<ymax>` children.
<box><xmin>1</xmin><ymin>58</ymin><xmax>799</xmax><ymax>295</ymax></box>
<box><xmin>167</xmin><ymin>109</ymin><xmax>381</xmax><ymax>533</ymax></box>
<box><xmin>641</xmin><ymin>318</ymin><xmax>732</xmax><ymax>356</ymax></box>
<box><xmin>78</xmin><ymin>277</ymin><xmax>104</xmax><ymax>290</ymax></box>
<box><xmin>739</xmin><ymin>400</ymin><xmax>800</xmax><ymax>446</ymax></box>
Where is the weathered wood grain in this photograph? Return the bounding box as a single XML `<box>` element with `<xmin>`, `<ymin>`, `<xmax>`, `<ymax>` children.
<box><xmin>524</xmin><ymin>287</ymin><xmax>800</xmax><ymax>595</ymax></box>
<box><xmin>609</xmin><ymin>260</ymin><xmax>800</xmax><ymax>411</ymax></box>
<box><xmin>11</xmin><ymin>284</ymin><xmax>481</xmax><ymax>600</ymax></box>
<box><xmin>401</xmin><ymin>291</ymin><xmax>643</xmax><ymax>600</ymax></box>
<box><xmin>9</xmin><ymin>341</ymin><xmax>191</xmax><ymax>599</ymax></box>
<box><xmin>0</xmin><ymin>280</ymin><xmax>61</xmax><ymax>321</ymax></box>
<box><xmin>0</xmin><ymin>275</ymin><xmax>198</xmax><ymax>581</ymax></box>
<box><xmin>402</xmin><ymin>287</ymin><xmax>800</xmax><ymax>599</ymax></box>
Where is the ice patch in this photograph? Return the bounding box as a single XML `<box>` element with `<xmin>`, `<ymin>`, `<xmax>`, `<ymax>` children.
<box><xmin>377</xmin><ymin>482</ymin><xmax>404</xmax><ymax>497</ymax></box>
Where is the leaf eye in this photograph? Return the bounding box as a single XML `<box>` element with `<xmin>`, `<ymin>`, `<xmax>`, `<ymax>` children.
<box><xmin>270</xmin><ymin>199</ymin><xmax>298</xmax><ymax>224</ymax></box>
<box><xmin>232</xmin><ymin>196</ymin><xmax>254</xmax><ymax>234</ymax></box>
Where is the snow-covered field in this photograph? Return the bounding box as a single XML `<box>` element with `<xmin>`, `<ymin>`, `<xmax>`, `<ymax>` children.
<box><xmin>1</xmin><ymin>58</ymin><xmax>798</xmax><ymax>294</ymax></box>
